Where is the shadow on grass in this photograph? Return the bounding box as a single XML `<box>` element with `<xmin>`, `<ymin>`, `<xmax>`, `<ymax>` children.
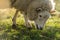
<box><xmin>0</xmin><ymin>25</ymin><xmax>60</xmax><ymax>40</ymax></box>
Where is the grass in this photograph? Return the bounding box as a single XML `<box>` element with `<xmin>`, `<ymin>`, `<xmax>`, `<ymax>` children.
<box><xmin>0</xmin><ymin>10</ymin><xmax>60</xmax><ymax>40</ymax></box>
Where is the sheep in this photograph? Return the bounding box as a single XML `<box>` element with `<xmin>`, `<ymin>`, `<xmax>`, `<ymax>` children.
<box><xmin>0</xmin><ymin>0</ymin><xmax>55</xmax><ymax>30</ymax></box>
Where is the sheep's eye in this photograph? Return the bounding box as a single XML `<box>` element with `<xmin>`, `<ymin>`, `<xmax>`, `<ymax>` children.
<box><xmin>36</xmin><ymin>8</ymin><xmax>42</xmax><ymax>13</ymax></box>
<box><xmin>39</xmin><ymin>15</ymin><xmax>42</xmax><ymax>17</ymax></box>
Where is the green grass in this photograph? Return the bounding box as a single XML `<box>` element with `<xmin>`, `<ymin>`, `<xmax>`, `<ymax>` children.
<box><xmin>0</xmin><ymin>12</ymin><xmax>60</xmax><ymax>40</ymax></box>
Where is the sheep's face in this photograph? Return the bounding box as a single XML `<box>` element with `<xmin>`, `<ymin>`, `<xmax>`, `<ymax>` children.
<box><xmin>27</xmin><ymin>0</ymin><xmax>55</xmax><ymax>30</ymax></box>
<box><xmin>34</xmin><ymin>8</ymin><xmax>50</xmax><ymax>30</ymax></box>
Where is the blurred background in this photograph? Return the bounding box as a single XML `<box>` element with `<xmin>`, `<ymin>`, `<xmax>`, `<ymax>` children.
<box><xmin>0</xmin><ymin>0</ymin><xmax>60</xmax><ymax>40</ymax></box>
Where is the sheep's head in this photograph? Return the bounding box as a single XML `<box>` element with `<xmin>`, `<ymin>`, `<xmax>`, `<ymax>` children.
<box><xmin>34</xmin><ymin>8</ymin><xmax>50</xmax><ymax>30</ymax></box>
<box><xmin>27</xmin><ymin>0</ymin><xmax>55</xmax><ymax>30</ymax></box>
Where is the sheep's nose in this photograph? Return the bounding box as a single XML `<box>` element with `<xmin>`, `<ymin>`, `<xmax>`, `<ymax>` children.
<box><xmin>36</xmin><ymin>24</ymin><xmax>43</xmax><ymax>30</ymax></box>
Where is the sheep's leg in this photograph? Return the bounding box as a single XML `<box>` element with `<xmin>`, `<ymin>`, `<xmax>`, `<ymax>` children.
<box><xmin>24</xmin><ymin>13</ymin><xmax>32</xmax><ymax>29</ymax></box>
<box><xmin>12</xmin><ymin>9</ymin><xmax>19</xmax><ymax>29</ymax></box>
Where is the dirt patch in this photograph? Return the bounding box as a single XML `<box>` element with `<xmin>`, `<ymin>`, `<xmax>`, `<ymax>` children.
<box><xmin>0</xmin><ymin>0</ymin><xmax>10</xmax><ymax>9</ymax></box>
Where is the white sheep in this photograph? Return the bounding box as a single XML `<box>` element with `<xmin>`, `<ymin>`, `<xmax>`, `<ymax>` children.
<box><xmin>0</xmin><ymin>0</ymin><xmax>55</xmax><ymax>30</ymax></box>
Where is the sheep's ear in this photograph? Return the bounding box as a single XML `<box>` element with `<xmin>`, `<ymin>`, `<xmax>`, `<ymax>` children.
<box><xmin>50</xmin><ymin>10</ymin><xmax>56</xmax><ymax>13</ymax></box>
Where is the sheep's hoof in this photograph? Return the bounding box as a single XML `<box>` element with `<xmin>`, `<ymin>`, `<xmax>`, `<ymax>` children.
<box><xmin>12</xmin><ymin>24</ymin><xmax>17</xmax><ymax>29</ymax></box>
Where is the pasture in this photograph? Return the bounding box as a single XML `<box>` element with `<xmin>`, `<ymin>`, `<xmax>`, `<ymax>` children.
<box><xmin>0</xmin><ymin>0</ymin><xmax>60</xmax><ymax>40</ymax></box>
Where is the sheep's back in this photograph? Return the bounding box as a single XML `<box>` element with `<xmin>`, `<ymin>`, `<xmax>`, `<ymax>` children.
<box><xmin>11</xmin><ymin>0</ymin><xmax>33</xmax><ymax>11</ymax></box>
